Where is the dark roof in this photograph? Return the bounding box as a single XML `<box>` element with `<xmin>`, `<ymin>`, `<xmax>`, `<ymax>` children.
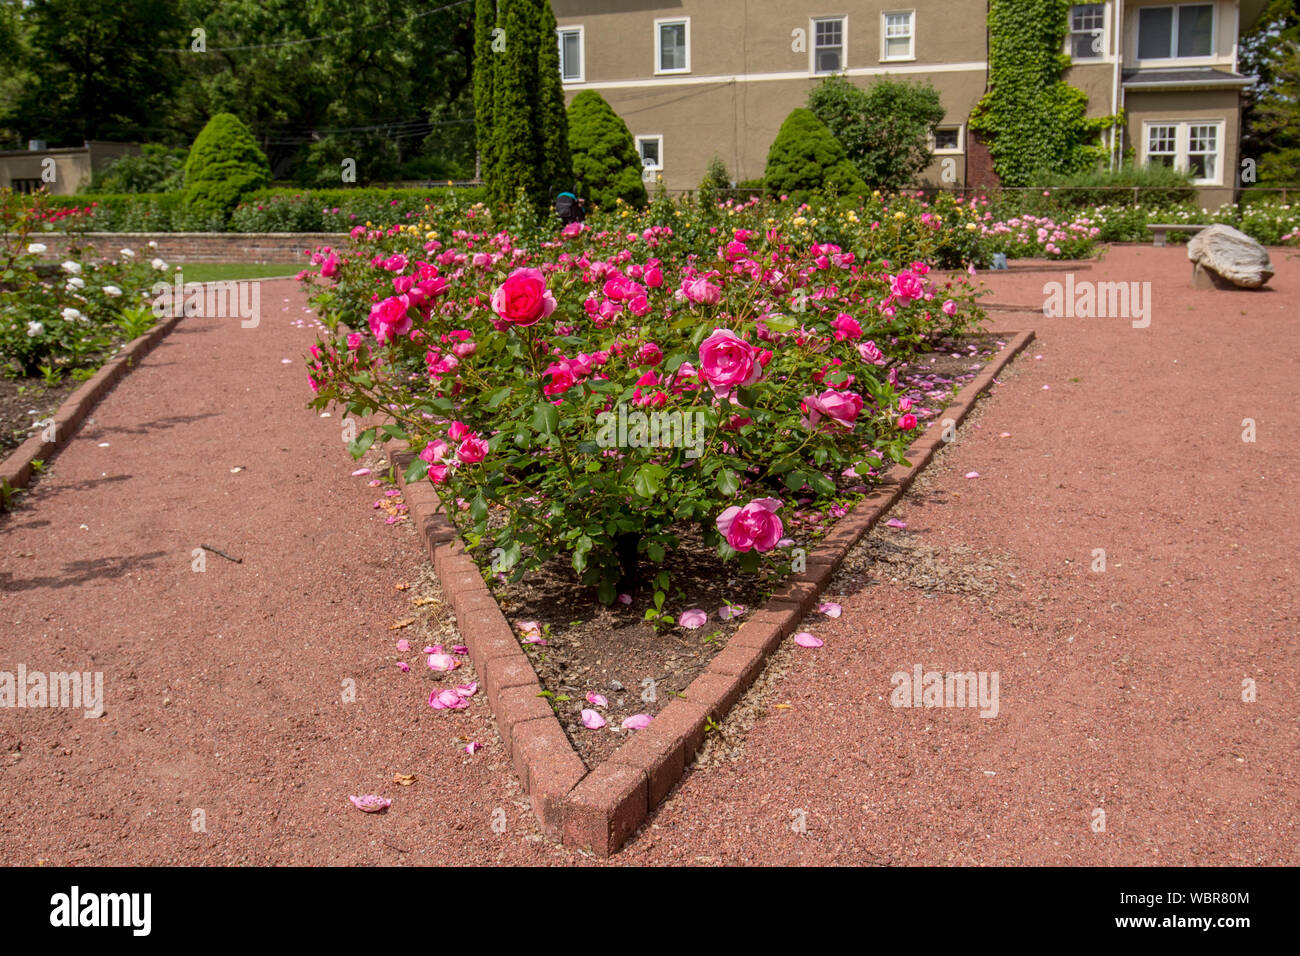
<box><xmin>1122</xmin><ymin>68</ymin><xmax>1253</xmax><ymax>90</ymax></box>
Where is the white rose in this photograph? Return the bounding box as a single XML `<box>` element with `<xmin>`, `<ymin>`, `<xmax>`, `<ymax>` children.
<box><xmin>102</xmin><ymin>285</ymin><xmax>122</xmax><ymax>297</ymax></box>
<box><xmin>27</xmin><ymin>321</ymin><xmax>44</xmax><ymax>337</ymax></box>
<box><xmin>27</xmin><ymin>243</ymin><xmax>47</xmax><ymax>254</ymax></box>
<box><xmin>61</xmin><ymin>307</ymin><xmax>85</xmax><ymax>323</ymax></box>
<box><xmin>120</xmin><ymin>248</ymin><xmax>135</xmax><ymax>258</ymax></box>
<box><xmin>61</xmin><ymin>260</ymin><xmax>82</xmax><ymax>275</ymax></box>
<box><xmin>150</xmin><ymin>258</ymin><xmax>167</xmax><ymax>271</ymax></box>
<box><xmin>147</xmin><ymin>241</ymin><xmax>158</xmax><ymax>249</ymax></box>
<box><xmin>66</xmin><ymin>276</ymin><xmax>85</xmax><ymax>290</ymax></box>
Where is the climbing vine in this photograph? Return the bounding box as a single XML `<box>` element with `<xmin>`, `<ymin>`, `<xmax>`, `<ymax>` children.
<box><xmin>969</xmin><ymin>0</ymin><xmax>1119</xmax><ymax>186</ymax></box>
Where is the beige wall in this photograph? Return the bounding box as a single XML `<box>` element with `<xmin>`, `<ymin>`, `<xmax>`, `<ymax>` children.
<box><xmin>1124</xmin><ymin>88</ymin><xmax>1241</xmax><ymax>207</ymax></box>
<box><xmin>0</xmin><ymin>143</ymin><xmax>138</xmax><ymax>195</ymax></box>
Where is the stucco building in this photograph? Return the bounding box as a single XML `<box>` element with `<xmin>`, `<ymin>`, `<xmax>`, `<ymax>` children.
<box><xmin>551</xmin><ymin>1</ymin><xmax>1267</xmax><ymax>206</ymax></box>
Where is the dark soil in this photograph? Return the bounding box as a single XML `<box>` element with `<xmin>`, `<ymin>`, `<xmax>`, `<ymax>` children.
<box><xmin>0</xmin><ymin>374</ymin><xmax>80</xmax><ymax>454</ymax></box>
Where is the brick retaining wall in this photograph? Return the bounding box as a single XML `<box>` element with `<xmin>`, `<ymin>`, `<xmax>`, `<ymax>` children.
<box><xmin>16</xmin><ymin>232</ymin><xmax>347</xmax><ymax>265</ymax></box>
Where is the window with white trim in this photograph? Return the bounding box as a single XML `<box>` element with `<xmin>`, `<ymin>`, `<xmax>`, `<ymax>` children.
<box><xmin>882</xmin><ymin>11</ymin><xmax>914</xmax><ymax>61</ymax></box>
<box><xmin>1069</xmin><ymin>4</ymin><xmax>1106</xmax><ymax>59</ymax></box>
<box><xmin>1143</xmin><ymin>120</ymin><xmax>1222</xmax><ymax>183</ymax></box>
<box><xmin>813</xmin><ymin>17</ymin><xmax>845</xmax><ymax>73</ymax></box>
<box><xmin>636</xmin><ymin>135</ymin><xmax>663</xmax><ymax>173</ymax></box>
<box><xmin>1138</xmin><ymin>4</ymin><xmax>1214</xmax><ymax>60</ymax></box>
<box><xmin>557</xmin><ymin>27</ymin><xmax>583</xmax><ymax>83</ymax></box>
<box><xmin>933</xmin><ymin>127</ymin><xmax>962</xmax><ymax>153</ymax></box>
<box><xmin>655</xmin><ymin>18</ymin><xmax>690</xmax><ymax>74</ymax></box>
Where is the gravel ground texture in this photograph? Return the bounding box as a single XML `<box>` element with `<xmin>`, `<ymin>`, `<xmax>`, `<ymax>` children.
<box><xmin>1</xmin><ymin>245</ymin><xmax>1295</xmax><ymax>865</ymax></box>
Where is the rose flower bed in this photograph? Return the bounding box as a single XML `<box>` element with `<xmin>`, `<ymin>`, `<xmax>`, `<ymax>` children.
<box><xmin>303</xmin><ymin>214</ymin><xmax>987</xmax><ymax>759</ymax></box>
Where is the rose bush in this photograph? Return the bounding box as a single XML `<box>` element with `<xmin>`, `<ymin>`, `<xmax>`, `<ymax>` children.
<box><xmin>304</xmin><ymin>206</ymin><xmax>981</xmax><ymax>612</ymax></box>
<box><xmin>1</xmin><ymin>189</ymin><xmax>158</xmax><ymax>377</ymax></box>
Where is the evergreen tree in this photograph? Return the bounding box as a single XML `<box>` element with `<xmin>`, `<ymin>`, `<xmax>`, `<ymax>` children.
<box><xmin>536</xmin><ymin>0</ymin><xmax>573</xmax><ymax>190</ymax></box>
<box><xmin>472</xmin><ymin>0</ymin><xmax>498</xmax><ymax>184</ymax></box>
<box><xmin>764</xmin><ymin>108</ymin><xmax>865</xmax><ymax>205</ymax></box>
<box><xmin>489</xmin><ymin>0</ymin><xmax>543</xmax><ymax>205</ymax></box>
<box><xmin>182</xmin><ymin>113</ymin><xmax>271</xmax><ymax>218</ymax></box>
<box><xmin>566</xmin><ymin>90</ymin><xmax>647</xmax><ymax>208</ymax></box>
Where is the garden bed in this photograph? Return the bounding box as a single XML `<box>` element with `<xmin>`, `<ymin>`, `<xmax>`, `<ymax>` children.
<box><xmin>0</xmin><ymin>375</ymin><xmax>79</xmax><ymax>455</ymax></box>
<box><xmin>463</xmin><ymin>332</ymin><xmax>1004</xmax><ymax>768</ymax></box>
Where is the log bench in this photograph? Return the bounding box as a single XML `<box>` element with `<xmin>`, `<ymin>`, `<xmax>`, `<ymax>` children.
<box><xmin>1147</xmin><ymin>223</ymin><xmax>1207</xmax><ymax>248</ymax></box>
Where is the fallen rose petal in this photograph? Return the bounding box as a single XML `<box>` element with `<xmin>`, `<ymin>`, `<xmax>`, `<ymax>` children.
<box><xmin>617</xmin><ymin>593</ymin><xmax>633</xmax><ymax>605</ymax></box>
<box><xmin>395</xmin><ymin>639</ymin><xmax>410</xmax><ymax>652</ymax></box>
<box><xmin>581</xmin><ymin>709</ymin><xmax>607</xmax><ymax>729</ymax></box>
<box><xmin>465</xmin><ymin>741</ymin><xmax>483</xmax><ymax>755</ymax></box>
<box><xmin>621</xmin><ymin>714</ymin><xmax>653</xmax><ymax>730</ymax></box>
<box><xmin>999</xmin><ymin>432</ymin><xmax>1011</xmax><ymax>438</ymax></box>
<box><xmin>427</xmin><ymin>653</ymin><xmax>459</xmax><ymax>672</ymax></box>
<box><xmin>422</xmin><ymin>646</ymin><xmax>439</xmax><ymax>654</ymax></box>
<box><xmin>586</xmin><ymin>692</ymin><xmax>608</xmax><ymax>708</ymax></box>
<box><xmin>450</xmin><ymin>644</ymin><xmax>469</xmax><ymax>655</ymax></box>
<box><xmin>964</xmin><ymin>471</ymin><xmax>980</xmax><ymax>479</ymax></box>
<box><xmin>793</xmin><ymin>632</ymin><xmax>824</xmax><ymax>648</ymax></box>
<box><xmin>679</xmin><ymin>609</ymin><xmax>708</xmax><ymax>629</ymax></box>
<box><xmin>351</xmin><ymin>468</ymin><xmax>371</xmax><ymax>477</ymax></box>
<box><xmin>348</xmin><ymin>794</ymin><xmax>391</xmax><ymax>813</ymax></box>
<box><xmin>719</xmin><ymin>603</ymin><xmax>747</xmax><ymax>621</ymax></box>
<box><xmin>429</xmin><ymin>689</ymin><xmax>469</xmax><ymax>710</ymax></box>
<box><xmin>818</xmin><ymin>601</ymin><xmax>842</xmax><ymax>618</ymax></box>
<box><xmin>395</xmin><ymin>661</ymin><xmax>410</xmax><ymax>673</ymax></box>
<box><xmin>454</xmin><ymin>682</ymin><xmax>478</xmax><ymax>698</ymax></box>
<box><xmin>885</xmin><ymin>518</ymin><xmax>908</xmax><ymax>529</ymax></box>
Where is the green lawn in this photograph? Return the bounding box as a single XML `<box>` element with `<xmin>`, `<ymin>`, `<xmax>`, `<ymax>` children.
<box><xmin>174</xmin><ymin>263</ymin><xmax>301</xmax><ymax>283</ymax></box>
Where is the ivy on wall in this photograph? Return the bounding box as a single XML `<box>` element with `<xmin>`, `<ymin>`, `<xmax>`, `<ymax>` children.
<box><xmin>969</xmin><ymin>0</ymin><xmax>1119</xmax><ymax>186</ymax></box>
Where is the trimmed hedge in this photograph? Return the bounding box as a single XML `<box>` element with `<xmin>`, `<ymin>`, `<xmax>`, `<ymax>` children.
<box><xmin>183</xmin><ymin>114</ymin><xmax>272</xmax><ymax>218</ymax></box>
<box><xmin>567</xmin><ymin>90</ymin><xmax>648</xmax><ymax>209</ymax></box>
<box><xmin>764</xmin><ymin>108</ymin><xmax>866</xmax><ymax>204</ymax></box>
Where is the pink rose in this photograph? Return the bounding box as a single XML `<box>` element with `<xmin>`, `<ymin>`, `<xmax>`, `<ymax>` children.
<box><xmin>831</xmin><ymin>313</ymin><xmax>862</xmax><ymax>341</ymax></box>
<box><xmin>716</xmin><ymin>498</ymin><xmax>784</xmax><ymax>553</ymax></box>
<box><xmin>490</xmin><ymin>267</ymin><xmax>557</xmax><ymax>327</ymax></box>
<box><xmin>427</xmin><ymin>463</ymin><xmax>449</xmax><ymax>484</ymax></box>
<box><xmin>857</xmin><ymin>340</ymin><xmax>885</xmax><ymax>365</ymax></box>
<box><xmin>890</xmin><ymin>270</ymin><xmax>925</xmax><ymax>304</ymax></box>
<box><xmin>542</xmin><ymin>361</ymin><xmax>576</xmax><ymax>396</ymax></box>
<box><xmin>420</xmin><ymin>439</ymin><xmax>449</xmax><ymax>463</ymax></box>
<box><xmin>458</xmin><ymin>436</ymin><xmax>488</xmax><ymax>464</ymax></box>
<box><xmin>637</xmin><ymin>341</ymin><xmax>663</xmax><ymax>366</ymax></box>
<box><xmin>683</xmin><ymin>276</ymin><xmax>722</xmax><ymax>305</ymax></box>
<box><xmin>319</xmin><ymin>252</ymin><xmax>339</xmax><ymax>278</ymax></box>
<box><xmin>802</xmin><ymin>389</ymin><xmax>863</xmax><ymax>430</ymax></box>
<box><xmin>447</xmin><ymin>421</ymin><xmax>470</xmax><ymax>441</ymax></box>
<box><xmin>898</xmin><ymin>413</ymin><xmax>918</xmax><ymax>430</ymax></box>
<box><xmin>698</xmin><ymin>328</ymin><xmax>761</xmax><ymax>394</ymax></box>
<box><xmin>941</xmin><ymin>299</ymin><xmax>957</xmax><ymax>317</ymax></box>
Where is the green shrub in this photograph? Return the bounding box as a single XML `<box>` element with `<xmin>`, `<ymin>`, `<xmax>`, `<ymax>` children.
<box><xmin>84</xmin><ymin>144</ymin><xmax>186</xmax><ymax>194</ymax></box>
<box><xmin>808</xmin><ymin>75</ymin><xmax>945</xmax><ymax>191</ymax></box>
<box><xmin>182</xmin><ymin>113</ymin><xmax>272</xmax><ymax>219</ymax></box>
<box><xmin>566</xmin><ymin>90</ymin><xmax>647</xmax><ymax>209</ymax></box>
<box><xmin>764</xmin><ymin>108</ymin><xmax>865</xmax><ymax>205</ymax></box>
<box><xmin>1035</xmin><ymin>162</ymin><xmax>1197</xmax><ymax>207</ymax></box>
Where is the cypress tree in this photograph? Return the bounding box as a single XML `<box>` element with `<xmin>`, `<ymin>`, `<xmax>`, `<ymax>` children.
<box><xmin>567</xmin><ymin>90</ymin><xmax>647</xmax><ymax>208</ymax></box>
<box><xmin>490</xmin><ymin>0</ymin><xmax>543</xmax><ymax>205</ymax></box>
<box><xmin>472</xmin><ymin>0</ymin><xmax>498</xmax><ymax>184</ymax></box>
<box><xmin>537</xmin><ymin>1</ymin><xmax>573</xmax><ymax>190</ymax></box>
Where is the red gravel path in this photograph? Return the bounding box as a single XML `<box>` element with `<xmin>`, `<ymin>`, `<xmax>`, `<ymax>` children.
<box><xmin>2</xmin><ymin>246</ymin><xmax>1295</xmax><ymax>865</ymax></box>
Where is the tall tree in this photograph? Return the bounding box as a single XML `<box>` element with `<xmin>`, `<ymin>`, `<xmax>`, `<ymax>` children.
<box><xmin>1240</xmin><ymin>0</ymin><xmax>1300</xmax><ymax>184</ymax></box>
<box><xmin>473</xmin><ymin>0</ymin><xmax>499</xmax><ymax>183</ymax></box>
<box><xmin>536</xmin><ymin>0</ymin><xmax>573</xmax><ymax>190</ymax></box>
<box><xmin>16</xmin><ymin>0</ymin><xmax>182</xmax><ymax>145</ymax></box>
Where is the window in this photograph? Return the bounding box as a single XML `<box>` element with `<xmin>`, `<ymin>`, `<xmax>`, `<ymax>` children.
<box><xmin>813</xmin><ymin>17</ymin><xmax>845</xmax><ymax>73</ymax></box>
<box><xmin>882</xmin><ymin>11</ymin><xmax>914</xmax><ymax>61</ymax></box>
<box><xmin>1186</xmin><ymin>123</ymin><xmax>1218</xmax><ymax>181</ymax></box>
<box><xmin>1143</xmin><ymin>120</ymin><xmax>1222</xmax><ymax>183</ymax></box>
<box><xmin>655</xmin><ymin>18</ymin><xmax>689</xmax><ymax>74</ymax></box>
<box><xmin>1138</xmin><ymin>4</ymin><xmax>1214</xmax><ymax>59</ymax></box>
<box><xmin>1145</xmin><ymin>124</ymin><xmax>1178</xmax><ymax>168</ymax></box>
<box><xmin>636</xmin><ymin>135</ymin><xmax>663</xmax><ymax>173</ymax></box>
<box><xmin>1069</xmin><ymin>4</ymin><xmax>1106</xmax><ymax>59</ymax></box>
<box><xmin>11</xmin><ymin>178</ymin><xmax>41</xmax><ymax>195</ymax></box>
<box><xmin>933</xmin><ymin>127</ymin><xmax>962</xmax><ymax>153</ymax></box>
<box><xmin>557</xmin><ymin>26</ymin><xmax>583</xmax><ymax>83</ymax></box>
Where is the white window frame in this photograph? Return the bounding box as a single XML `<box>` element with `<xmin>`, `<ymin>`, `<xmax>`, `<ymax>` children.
<box><xmin>1136</xmin><ymin>3</ymin><xmax>1217</xmax><ymax>64</ymax></box>
<box><xmin>931</xmin><ymin>125</ymin><xmax>964</xmax><ymax>155</ymax></box>
<box><xmin>881</xmin><ymin>10</ymin><xmax>915</xmax><ymax>62</ymax></box>
<box><xmin>810</xmin><ymin>16</ymin><xmax>847</xmax><ymax>75</ymax></box>
<box><xmin>654</xmin><ymin>17</ymin><xmax>691</xmax><ymax>75</ymax></box>
<box><xmin>636</xmin><ymin>134</ymin><xmax>664</xmax><ymax>174</ymax></box>
<box><xmin>1067</xmin><ymin>3</ymin><xmax>1108</xmax><ymax>60</ymax></box>
<box><xmin>556</xmin><ymin>25</ymin><xmax>584</xmax><ymax>84</ymax></box>
<box><xmin>1140</xmin><ymin>119</ymin><xmax>1224</xmax><ymax>185</ymax></box>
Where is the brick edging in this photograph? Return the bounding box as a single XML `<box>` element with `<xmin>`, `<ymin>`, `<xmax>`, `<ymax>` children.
<box><xmin>0</xmin><ymin>312</ymin><xmax>185</xmax><ymax>494</ymax></box>
<box><xmin>395</xmin><ymin>329</ymin><xmax>1035</xmax><ymax>855</ymax></box>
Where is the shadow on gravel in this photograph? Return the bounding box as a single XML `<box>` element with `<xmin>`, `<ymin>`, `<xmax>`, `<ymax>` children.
<box><xmin>94</xmin><ymin>412</ymin><xmax>221</xmax><ymax>436</ymax></box>
<box><xmin>0</xmin><ymin>550</ymin><xmax>168</xmax><ymax>592</ymax></box>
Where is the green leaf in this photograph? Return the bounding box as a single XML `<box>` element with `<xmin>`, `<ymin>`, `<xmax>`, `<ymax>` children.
<box><xmin>347</xmin><ymin>429</ymin><xmax>375</xmax><ymax>459</ymax></box>
<box><xmin>633</xmin><ymin>463</ymin><xmax>665</xmax><ymax>498</ymax></box>
<box><xmin>716</xmin><ymin>468</ymin><xmax>740</xmax><ymax>497</ymax></box>
<box><xmin>403</xmin><ymin>456</ymin><xmax>428</xmax><ymax>484</ymax></box>
<box><xmin>532</xmin><ymin>402</ymin><xmax>559</xmax><ymax>434</ymax></box>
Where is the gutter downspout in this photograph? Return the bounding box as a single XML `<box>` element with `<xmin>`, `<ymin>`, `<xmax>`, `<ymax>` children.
<box><xmin>1111</xmin><ymin>0</ymin><xmax>1124</xmax><ymax>170</ymax></box>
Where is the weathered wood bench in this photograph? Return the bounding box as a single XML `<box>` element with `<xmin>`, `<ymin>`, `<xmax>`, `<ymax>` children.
<box><xmin>1147</xmin><ymin>223</ymin><xmax>1207</xmax><ymax>248</ymax></box>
